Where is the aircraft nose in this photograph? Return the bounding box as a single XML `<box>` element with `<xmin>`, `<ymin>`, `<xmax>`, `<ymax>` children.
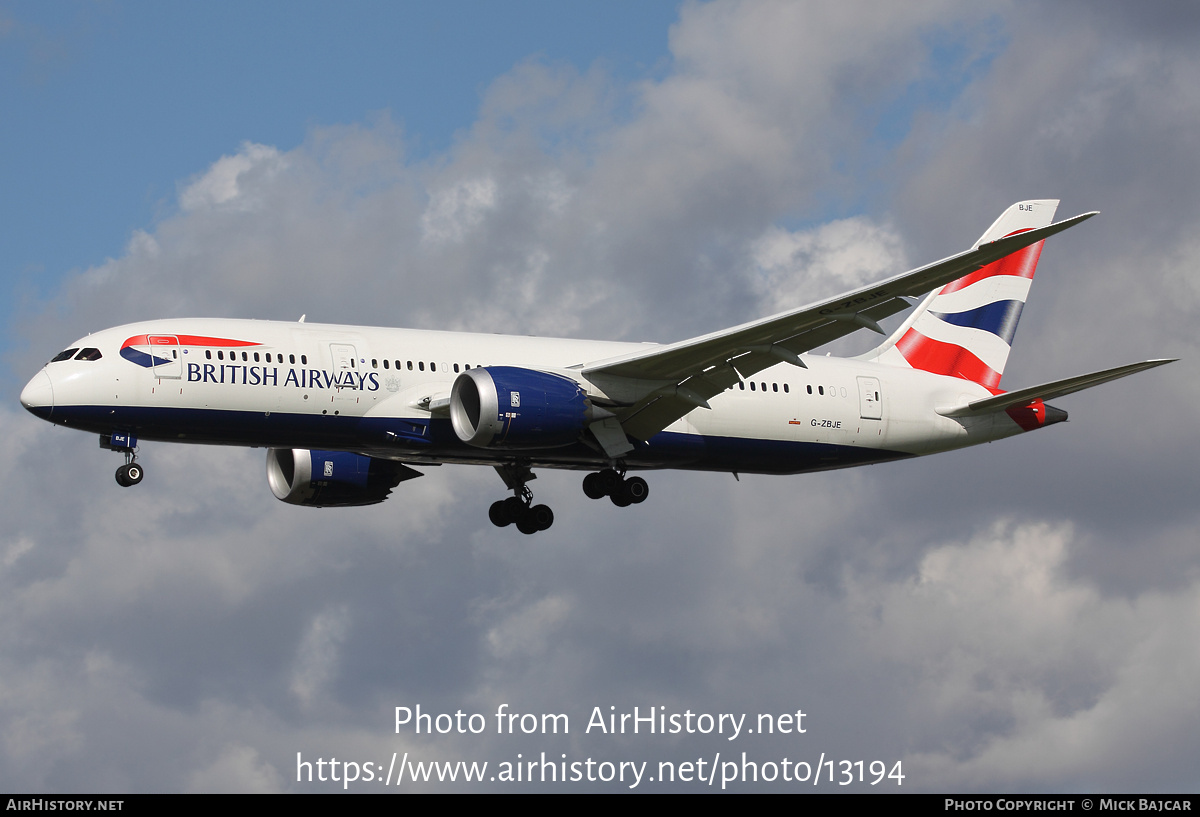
<box><xmin>20</xmin><ymin>371</ymin><xmax>54</xmax><ymax>419</ymax></box>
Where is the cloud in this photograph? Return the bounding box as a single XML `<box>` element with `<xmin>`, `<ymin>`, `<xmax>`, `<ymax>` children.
<box><xmin>179</xmin><ymin>144</ymin><xmax>287</xmax><ymax>213</ymax></box>
<box><xmin>291</xmin><ymin>606</ymin><xmax>352</xmax><ymax>708</ymax></box>
<box><xmin>749</xmin><ymin>217</ymin><xmax>908</xmax><ymax>314</ymax></box>
<box><xmin>185</xmin><ymin>743</ymin><xmax>284</xmax><ymax>794</ymax></box>
<box><xmin>849</xmin><ymin>521</ymin><xmax>1200</xmax><ymax>790</ymax></box>
<box><xmin>420</xmin><ymin>176</ymin><xmax>498</xmax><ymax>244</ymax></box>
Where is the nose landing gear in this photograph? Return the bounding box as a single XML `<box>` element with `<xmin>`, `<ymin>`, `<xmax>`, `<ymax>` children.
<box><xmin>101</xmin><ymin>433</ymin><xmax>144</xmax><ymax>488</ymax></box>
<box><xmin>115</xmin><ymin>457</ymin><xmax>143</xmax><ymax>487</ymax></box>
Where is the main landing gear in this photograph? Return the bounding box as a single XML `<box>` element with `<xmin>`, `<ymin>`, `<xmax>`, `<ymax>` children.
<box><xmin>487</xmin><ymin>463</ymin><xmax>649</xmax><ymax>533</ymax></box>
<box><xmin>489</xmin><ymin>462</ymin><xmax>554</xmax><ymax>535</ymax></box>
<box><xmin>582</xmin><ymin>467</ymin><xmax>648</xmax><ymax>507</ymax></box>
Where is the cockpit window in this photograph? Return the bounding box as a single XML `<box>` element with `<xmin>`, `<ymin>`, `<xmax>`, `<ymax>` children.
<box><xmin>50</xmin><ymin>348</ymin><xmax>79</xmax><ymax>363</ymax></box>
<box><xmin>75</xmin><ymin>348</ymin><xmax>103</xmax><ymax>361</ymax></box>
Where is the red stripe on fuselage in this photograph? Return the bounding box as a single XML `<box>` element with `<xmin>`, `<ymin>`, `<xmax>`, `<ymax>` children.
<box><xmin>121</xmin><ymin>334</ymin><xmax>262</xmax><ymax>349</ymax></box>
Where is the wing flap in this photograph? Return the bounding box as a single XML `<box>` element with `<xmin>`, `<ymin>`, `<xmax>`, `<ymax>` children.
<box><xmin>618</xmin><ymin>364</ymin><xmax>742</xmax><ymax>440</ymax></box>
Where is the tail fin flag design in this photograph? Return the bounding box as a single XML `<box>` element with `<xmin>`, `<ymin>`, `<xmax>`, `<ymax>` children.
<box><xmin>871</xmin><ymin>200</ymin><xmax>1060</xmax><ymax>389</ymax></box>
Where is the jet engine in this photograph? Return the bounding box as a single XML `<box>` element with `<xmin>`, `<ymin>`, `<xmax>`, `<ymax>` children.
<box><xmin>450</xmin><ymin>366</ymin><xmax>593</xmax><ymax>449</ymax></box>
<box><xmin>266</xmin><ymin>448</ymin><xmax>417</xmax><ymax>507</ymax></box>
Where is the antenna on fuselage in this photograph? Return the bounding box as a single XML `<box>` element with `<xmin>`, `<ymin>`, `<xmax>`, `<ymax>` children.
<box><xmin>298</xmin><ymin>315</ymin><xmax>306</xmax><ymax>323</ymax></box>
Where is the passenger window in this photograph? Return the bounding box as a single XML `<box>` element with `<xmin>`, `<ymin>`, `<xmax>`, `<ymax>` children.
<box><xmin>301</xmin><ymin>355</ymin><xmax>307</xmax><ymax>364</ymax></box>
<box><xmin>241</xmin><ymin>351</ymin><xmax>248</xmax><ymax>361</ymax></box>
<box><xmin>819</xmin><ymin>386</ymin><xmax>824</xmax><ymax>395</ymax></box>
<box><xmin>772</xmin><ymin>383</ymin><xmax>778</xmax><ymax>392</ymax></box>
<box><xmin>51</xmin><ymin>349</ymin><xmax>79</xmax><ymax>362</ymax></box>
<box><xmin>807</xmin><ymin>385</ymin><xmax>812</xmax><ymax>394</ymax></box>
<box><xmin>372</xmin><ymin>359</ymin><xmax>378</xmax><ymax>369</ymax></box>
<box><xmin>784</xmin><ymin>384</ymin><xmax>790</xmax><ymax>393</ymax></box>
<box><xmin>454</xmin><ymin>363</ymin><xmax>460</xmax><ymax>373</ymax></box>
<box><xmin>750</xmin><ymin>382</ymin><xmax>756</xmax><ymax>391</ymax></box>
<box><xmin>206</xmin><ymin>350</ymin><xmax>212</xmax><ymax>360</ymax></box>
<box><xmin>419</xmin><ymin>361</ymin><xmax>425</xmax><ymax>371</ymax></box>
<box><xmin>383</xmin><ymin>360</ymin><xmax>389</xmax><ymax>369</ymax></box>
<box><xmin>407</xmin><ymin>361</ymin><xmax>413</xmax><ymax>371</ymax></box>
<box><xmin>738</xmin><ymin>382</ymin><xmax>745</xmax><ymax>390</ymax></box>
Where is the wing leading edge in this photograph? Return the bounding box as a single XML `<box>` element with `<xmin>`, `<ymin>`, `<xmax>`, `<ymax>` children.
<box><xmin>581</xmin><ymin>208</ymin><xmax>1098</xmax><ymax>442</ymax></box>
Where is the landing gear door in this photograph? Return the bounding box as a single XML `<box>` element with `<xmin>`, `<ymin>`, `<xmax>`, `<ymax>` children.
<box><xmin>148</xmin><ymin>335</ymin><xmax>181</xmax><ymax>379</ymax></box>
<box><xmin>857</xmin><ymin>376</ymin><xmax>882</xmax><ymax>420</ymax></box>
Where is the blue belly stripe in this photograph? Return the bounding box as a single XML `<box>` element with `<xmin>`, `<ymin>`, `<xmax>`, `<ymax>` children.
<box><xmin>48</xmin><ymin>404</ymin><xmax>913</xmax><ymax>476</ymax></box>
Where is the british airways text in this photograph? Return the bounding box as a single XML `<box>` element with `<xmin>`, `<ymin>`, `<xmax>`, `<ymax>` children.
<box><xmin>185</xmin><ymin>363</ymin><xmax>380</xmax><ymax>391</ymax></box>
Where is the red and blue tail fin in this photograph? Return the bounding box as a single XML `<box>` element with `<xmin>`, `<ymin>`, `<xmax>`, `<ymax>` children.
<box><xmin>868</xmin><ymin>200</ymin><xmax>1060</xmax><ymax>389</ymax></box>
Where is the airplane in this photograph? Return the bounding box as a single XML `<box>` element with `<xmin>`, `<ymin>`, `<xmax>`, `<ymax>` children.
<box><xmin>19</xmin><ymin>200</ymin><xmax>1173</xmax><ymax>534</ymax></box>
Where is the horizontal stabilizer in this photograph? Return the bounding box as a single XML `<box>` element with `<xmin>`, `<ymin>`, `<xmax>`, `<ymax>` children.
<box><xmin>936</xmin><ymin>359</ymin><xmax>1176</xmax><ymax>417</ymax></box>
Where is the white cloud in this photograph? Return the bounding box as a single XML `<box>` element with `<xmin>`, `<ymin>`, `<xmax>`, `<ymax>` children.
<box><xmin>179</xmin><ymin>143</ymin><xmax>285</xmax><ymax>212</ymax></box>
<box><xmin>420</xmin><ymin>176</ymin><xmax>499</xmax><ymax>244</ymax></box>
<box><xmin>750</xmin><ymin>217</ymin><xmax>907</xmax><ymax>313</ymax></box>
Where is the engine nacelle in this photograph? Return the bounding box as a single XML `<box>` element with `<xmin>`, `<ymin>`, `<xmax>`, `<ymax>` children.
<box><xmin>450</xmin><ymin>366</ymin><xmax>591</xmax><ymax>449</ymax></box>
<box><xmin>266</xmin><ymin>448</ymin><xmax>411</xmax><ymax>507</ymax></box>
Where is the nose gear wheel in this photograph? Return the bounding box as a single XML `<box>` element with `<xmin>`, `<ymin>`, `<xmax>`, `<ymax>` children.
<box><xmin>113</xmin><ymin>448</ymin><xmax>144</xmax><ymax>488</ymax></box>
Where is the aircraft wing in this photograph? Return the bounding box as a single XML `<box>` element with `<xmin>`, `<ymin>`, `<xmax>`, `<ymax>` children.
<box><xmin>581</xmin><ymin>210</ymin><xmax>1097</xmax><ymax>441</ymax></box>
<box><xmin>936</xmin><ymin>359</ymin><xmax>1176</xmax><ymax>417</ymax></box>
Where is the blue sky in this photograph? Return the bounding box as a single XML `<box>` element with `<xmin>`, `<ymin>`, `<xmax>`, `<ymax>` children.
<box><xmin>4</xmin><ymin>0</ymin><xmax>1200</xmax><ymax>793</ymax></box>
<box><xmin>1</xmin><ymin>1</ymin><xmax>678</xmax><ymax>343</ymax></box>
